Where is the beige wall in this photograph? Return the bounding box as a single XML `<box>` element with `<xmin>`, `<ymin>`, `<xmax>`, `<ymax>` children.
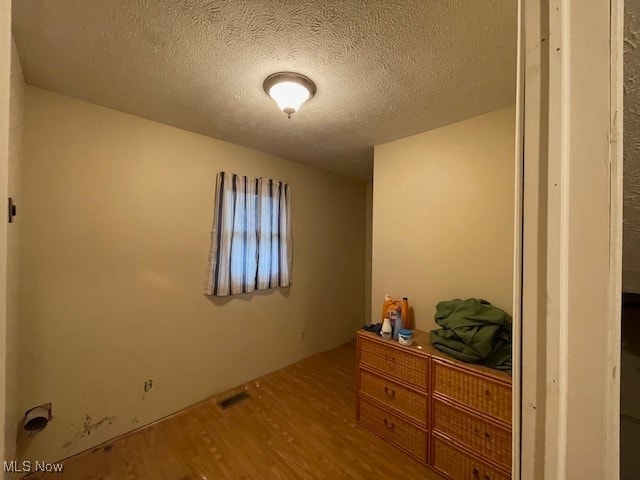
<box><xmin>364</xmin><ymin>182</ymin><xmax>373</xmax><ymax>324</ymax></box>
<box><xmin>372</xmin><ymin>106</ymin><xmax>515</xmax><ymax>331</ymax></box>
<box><xmin>0</xmin><ymin>0</ymin><xmax>10</xmax><ymax>465</ymax></box>
<box><xmin>17</xmin><ymin>86</ymin><xmax>366</xmax><ymax>463</ymax></box>
<box><xmin>5</xmin><ymin>37</ymin><xmax>25</xmax><ymax>463</ymax></box>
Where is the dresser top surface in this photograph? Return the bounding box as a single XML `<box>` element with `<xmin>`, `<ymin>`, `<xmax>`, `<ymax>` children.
<box><xmin>357</xmin><ymin>329</ymin><xmax>512</xmax><ymax>384</ymax></box>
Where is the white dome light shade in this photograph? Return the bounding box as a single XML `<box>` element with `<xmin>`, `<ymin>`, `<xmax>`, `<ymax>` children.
<box><xmin>263</xmin><ymin>72</ymin><xmax>316</xmax><ymax>119</ymax></box>
<box><xmin>269</xmin><ymin>81</ymin><xmax>310</xmax><ymax>116</ymax></box>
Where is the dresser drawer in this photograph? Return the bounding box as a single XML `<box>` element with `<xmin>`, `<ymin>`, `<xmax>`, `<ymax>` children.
<box><xmin>432</xmin><ymin>435</ymin><xmax>510</xmax><ymax>480</ymax></box>
<box><xmin>359</xmin><ymin>369</ymin><xmax>427</xmax><ymax>426</ymax></box>
<box><xmin>432</xmin><ymin>398</ymin><xmax>511</xmax><ymax>469</ymax></box>
<box><xmin>359</xmin><ymin>336</ymin><xmax>428</xmax><ymax>390</ymax></box>
<box><xmin>432</xmin><ymin>360</ymin><xmax>511</xmax><ymax>423</ymax></box>
<box><xmin>358</xmin><ymin>398</ymin><xmax>427</xmax><ymax>462</ymax></box>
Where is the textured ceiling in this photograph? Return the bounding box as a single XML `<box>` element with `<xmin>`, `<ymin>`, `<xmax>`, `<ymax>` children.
<box><xmin>12</xmin><ymin>0</ymin><xmax>517</xmax><ymax>180</ymax></box>
<box><xmin>625</xmin><ymin>0</ymin><xmax>640</xmax><ymax>292</ymax></box>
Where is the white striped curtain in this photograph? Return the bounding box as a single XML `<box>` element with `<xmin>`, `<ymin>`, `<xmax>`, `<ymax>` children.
<box><xmin>204</xmin><ymin>172</ymin><xmax>292</xmax><ymax>296</ymax></box>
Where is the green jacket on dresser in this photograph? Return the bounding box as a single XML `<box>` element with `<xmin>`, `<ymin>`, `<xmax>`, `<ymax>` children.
<box><xmin>429</xmin><ymin>298</ymin><xmax>512</xmax><ymax>373</ymax></box>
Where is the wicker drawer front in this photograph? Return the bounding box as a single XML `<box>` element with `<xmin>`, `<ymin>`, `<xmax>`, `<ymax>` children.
<box><xmin>433</xmin><ymin>361</ymin><xmax>511</xmax><ymax>423</ymax></box>
<box><xmin>359</xmin><ymin>370</ymin><xmax>427</xmax><ymax>426</ymax></box>
<box><xmin>359</xmin><ymin>337</ymin><xmax>428</xmax><ymax>390</ymax></box>
<box><xmin>433</xmin><ymin>436</ymin><xmax>510</xmax><ymax>480</ymax></box>
<box><xmin>359</xmin><ymin>399</ymin><xmax>427</xmax><ymax>462</ymax></box>
<box><xmin>433</xmin><ymin>399</ymin><xmax>511</xmax><ymax>469</ymax></box>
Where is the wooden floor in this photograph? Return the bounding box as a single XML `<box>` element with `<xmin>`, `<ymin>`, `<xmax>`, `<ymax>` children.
<box><xmin>27</xmin><ymin>340</ymin><xmax>442</xmax><ymax>480</ymax></box>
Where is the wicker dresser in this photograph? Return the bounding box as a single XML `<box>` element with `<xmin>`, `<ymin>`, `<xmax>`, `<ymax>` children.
<box><xmin>356</xmin><ymin>330</ymin><xmax>512</xmax><ymax>480</ymax></box>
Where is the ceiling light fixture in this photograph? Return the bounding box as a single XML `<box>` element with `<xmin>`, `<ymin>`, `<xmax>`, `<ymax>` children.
<box><xmin>263</xmin><ymin>72</ymin><xmax>316</xmax><ymax>119</ymax></box>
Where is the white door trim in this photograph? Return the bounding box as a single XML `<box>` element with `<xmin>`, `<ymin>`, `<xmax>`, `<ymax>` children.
<box><xmin>512</xmin><ymin>0</ymin><xmax>524</xmax><ymax>478</ymax></box>
<box><xmin>605</xmin><ymin>0</ymin><xmax>624</xmax><ymax>478</ymax></box>
<box><xmin>521</xmin><ymin>0</ymin><xmax>623</xmax><ymax>478</ymax></box>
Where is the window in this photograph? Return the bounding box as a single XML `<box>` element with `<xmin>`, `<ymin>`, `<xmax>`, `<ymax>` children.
<box><xmin>204</xmin><ymin>172</ymin><xmax>292</xmax><ymax>296</ymax></box>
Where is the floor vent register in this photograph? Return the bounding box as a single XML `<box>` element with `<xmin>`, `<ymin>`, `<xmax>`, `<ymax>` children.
<box><xmin>218</xmin><ymin>391</ymin><xmax>250</xmax><ymax>410</ymax></box>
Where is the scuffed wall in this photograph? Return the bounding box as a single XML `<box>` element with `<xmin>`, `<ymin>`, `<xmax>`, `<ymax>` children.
<box><xmin>18</xmin><ymin>87</ymin><xmax>366</xmax><ymax>463</ymax></box>
<box><xmin>624</xmin><ymin>0</ymin><xmax>640</xmax><ymax>293</ymax></box>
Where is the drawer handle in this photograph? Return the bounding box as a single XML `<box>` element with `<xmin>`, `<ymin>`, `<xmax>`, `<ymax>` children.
<box><xmin>384</xmin><ymin>386</ymin><xmax>396</xmax><ymax>398</ymax></box>
<box><xmin>473</xmin><ymin>468</ymin><xmax>491</xmax><ymax>480</ymax></box>
<box><xmin>383</xmin><ymin>418</ymin><xmax>395</xmax><ymax>430</ymax></box>
<box><xmin>475</xmin><ymin>428</ymin><xmax>492</xmax><ymax>441</ymax></box>
<box><xmin>385</xmin><ymin>355</ymin><xmax>397</xmax><ymax>364</ymax></box>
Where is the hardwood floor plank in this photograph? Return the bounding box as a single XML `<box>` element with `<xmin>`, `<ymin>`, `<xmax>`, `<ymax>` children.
<box><xmin>25</xmin><ymin>340</ymin><xmax>443</xmax><ymax>479</ymax></box>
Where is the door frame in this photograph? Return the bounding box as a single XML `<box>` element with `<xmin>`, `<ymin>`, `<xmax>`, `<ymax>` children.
<box><xmin>605</xmin><ymin>0</ymin><xmax>624</xmax><ymax>477</ymax></box>
<box><xmin>511</xmin><ymin>0</ymin><xmax>524</xmax><ymax>478</ymax></box>
<box><xmin>519</xmin><ymin>0</ymin><xmax>624</xmax><ymax>479</ymax></box>
<box><xmin>0</xmin><ymin>0</ymin><xmax>12</xmax><ymax>467</ymax></box>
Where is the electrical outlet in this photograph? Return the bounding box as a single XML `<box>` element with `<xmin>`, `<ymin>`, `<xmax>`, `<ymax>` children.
<box><xmin>144</xmin><ymin>379</ymin><xmax>153</xmax><ymax>392</ymax></box>
<box><xmin>299</xmin><ymin>330</ymin><xmax>305</xmax><ymax>341</ymax></box>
